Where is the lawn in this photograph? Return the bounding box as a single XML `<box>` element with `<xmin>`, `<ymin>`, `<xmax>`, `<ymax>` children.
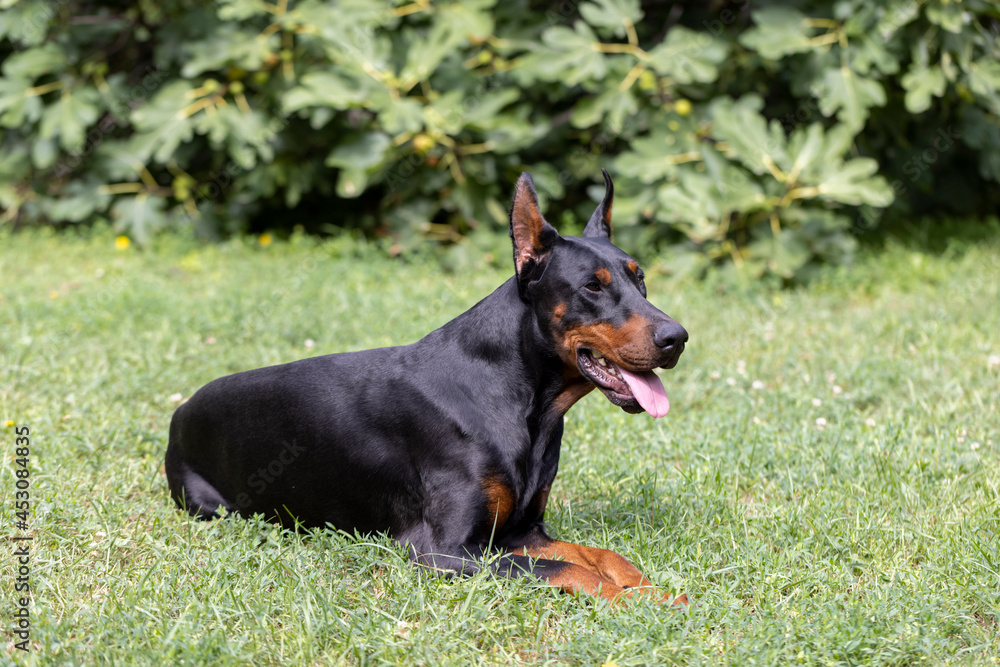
<box><xmin>1</xmin><ymin>226</ymin><xmax>998</xmax><ymax>665</ymax></box>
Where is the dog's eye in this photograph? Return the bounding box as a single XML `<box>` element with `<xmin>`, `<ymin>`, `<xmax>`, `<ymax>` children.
<box><xmin>584</xmin><ymin>281</ymin><xmax>601</xmax><ymax>293</ymax></box>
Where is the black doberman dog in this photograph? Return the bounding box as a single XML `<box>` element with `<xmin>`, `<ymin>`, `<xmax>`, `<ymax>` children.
<box><xmin>165</xmin><ymin>170</ymin><xmax>688</xmax><ymax>605</ymax></box>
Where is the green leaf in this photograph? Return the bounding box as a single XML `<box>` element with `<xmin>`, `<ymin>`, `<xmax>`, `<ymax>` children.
<box><xmin>758</xmin><ymin>227</ymin><xmax>812</xmax><ymax>279</ymax></box>
<box><xmin>129</xmin><ymin>81</ymin><xmax>196</xmax><ymax>163</ymax></box>
<box><xmin>615</xmin><ymin>125</ymin><xmax>699</xmax><ymax>184</ymax></box>
<box><xmin>571</xmin><ymin>87</ymin><xmax>637</xmax><ymax>133</ymax></box>
<box><xmin>739</xmin><ymin>7</ymin><xmax>813</xmax><ymax>60</ymax></box>
<box><xmin>1</xmin><ymin>43</ymin><xmax>66</xmax><ymax>79</ymax></box>
<box><xmin>460</xmin><ymin>89</ymin><xmax>520</xmax><ymax>129</ymax></box>
<box><xmin>180</xmin><ymin>24</ymin><xmax>277</xmax><ymax>78</ymax></box>
<box><xmin>656</xmin><ymin>173</ymin><xmax>724</xmax><ymax>242</ymax></box>
<box><xmin>423</xmin><ymin>90</ymin><xmax>467</xmax><ymax>135</ymax></box>
<box><xmin>528</xmin><ymin>22</ymin><xmax>607</xmax><ymax>85</ymax></box>
<box><xmin>39</xmin><ymin>88</ymin><xmax>102</xmax><ymax>151</ymax></box>
<box><xmin>379</xmin><ymin>96</ymin><xmax>424</xmax><ymax>134</ymax></box>
<box><xmin>335</xmin><ymin>167</ymin><xmax>370</xmax><ymax>198</ymax></box>
<box><xmin>647</xmin><ymin>27</ymin><xmax>729</xmax><ymax>84</ymax></box>
<box><xmin>0</xmin><ymin>0</ymin><xmax>51</xmax><ymax>46</ymax></box>
<box><xmin>217</xmin><ymin>0</ymin><xmax>272</xmax><ymax>20</ymax></box>
<box><xmin>95</xmin><ymin>141</ymin><xmax>150</xmax><ymax>181</ymax></box>
<box><xmin>875</xmin><ymin>0</ymin><xmax>920</xmax><ymax>40</ymax></box>
<box><xmin>31</xmin><ymin>135</ymin><xmax>57</xmax><ymax>169</ymax></box>
<box><xmin>701</xmin><ymin>146</ymin><xmax>766</xmax><ymax>212</ymax></box>
<box><xmin>785</xmin><ymin>208</ymin><xmax>857</xmax><ymax>263</ymax></box>
<box><xmin>926</xmin><ymin>0</ymin><xmax>968</xmax><ymax>33</ymax></box>
<box><xmin>850</xmin><ymin>34</ymin><xmax>900</xmax><ymax>76</ymax></box>
<box><xmin>434</xmin><ymin>1</ymin><xmax>495</xmax><ymax>43</ymax></box>
<box><xmin>815</xmin><ymin>157</ymin><xmax>893</xmax><ymax>206</ymax></box>
<box><xmin>194</xmin><ymin>106</ymin><xmax>277</xmax><ymax>169</ymax></box>
<box><xmin>653</xmin><ymin>157</ymin><xmax>764</xmax><ymax>243</ymax></box>
<box><xmin>482</xmin><ymin>113</ymin><xmax>547</xmax><ymax>154</ymax></box>
<box><xmin>785</xmin><ymin>122</ymin><xmax>854</xmax><ymax>184</ymax></box>
<box><xmin>0</xmin><ymin>76</ymin><xmax>42</xmax><ymax>127</ymax></box>
<box><xmin>40</xmin><ymin>179</ymin><xmax>110</xmax><ymax>222</ymax></box>
<box><xmin>325</xmin><ymin>132</ymin><xmax>392</xmax><ymax>170</ymax></box>
<box><xmin>967</xmin><ymin>59</ymin><xmax>1000</xmax><ymax>98</ymax></box>
<box><xmin>786</xmin><ymin>123</ymin><xmax>892</xmax><ymax>208</ymax></box>
<box><xmin>784</xmin><ymin>122</ymin><xmax>826</xmax><ymax>178</ymax></box>
<box><xmin>408</xmin><ymin>0</ymin><xmax>495</xmax><ymax>81</ymax></box>
<box><xmin>579</xmin><ymin>0</ymin><xmax>642</xmax><ymax>38</ymax></box>
<box><xmin>111</xmin><ymin>194</ymin><xmax>170</xmax><ymax>244</ymax></box>
<box><xmin>901</xmin><ymin>64</ymin><xmax>946</xmax><ymax>113</ymax></box>
<box><xmin>283</xmin><ymin>71</ymin><xmax>371</xmax><ymax>114</ymax></box>
<box><xmin>0</xmin><ymin>141</ymin><xmax>29</xmax><ymax>182</ymax></box>
<box><xmin>400</xmin><ymin>36</ymin><xmax>458</xmax><ymax>85</ymax></box>
<box><xmin>297</xmin><ymin>0</ymin><xmax>396</xmax><ymax>71</ymax></box>
<box><xmin>710</xmin><ymin>95</ymin><xmax>788</xmax><ymax>176</ymax></box>
<box><xmin>812</xmin><ymin>67</ymin><xmax>886</xmax><ymax>130</ymax></box>
<box><xmin>712</xmin><ymin>97</ymin><xmax>892</xmax><ymax>208</ymax></box>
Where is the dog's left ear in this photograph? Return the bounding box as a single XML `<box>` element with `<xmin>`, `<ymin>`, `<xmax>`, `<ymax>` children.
<box><xmin>510</xmin><ymin>172</ymin><xmax>558</xmax><ymax>283</ymax></box>
<box><xmin>582</xmin><ymin>168</ymin><xmax>613</xmax><ymax>241</ymax></box>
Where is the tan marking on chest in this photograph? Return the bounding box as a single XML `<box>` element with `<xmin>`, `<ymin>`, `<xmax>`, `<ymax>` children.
<box><xmin>553</xmin><ymin>374</ymin><xmax>594</xmax><ymax>414</ymax></box>
<box><xmin>482</xmin><ymin>475</ymin><xmax>516</xmax><ymax>529</ymax></box>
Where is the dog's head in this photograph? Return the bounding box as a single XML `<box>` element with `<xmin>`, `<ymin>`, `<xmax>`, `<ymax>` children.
<box><xmin>509</xmin><ymin>170</ymin><xmax>687</xmax><ymax>416</ymax></box>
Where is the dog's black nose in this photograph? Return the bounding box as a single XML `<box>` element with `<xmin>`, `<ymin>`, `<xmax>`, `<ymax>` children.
<box><xmin>653</xmin><ymin>321</ymin><xmax>688</xmax><ymax>351</ymax></box>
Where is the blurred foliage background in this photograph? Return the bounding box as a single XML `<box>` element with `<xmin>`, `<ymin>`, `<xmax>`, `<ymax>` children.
<box><xmin>1</xmin><ymin>0</ymin><xmax>998</xmax><ymax>280</ymax></box>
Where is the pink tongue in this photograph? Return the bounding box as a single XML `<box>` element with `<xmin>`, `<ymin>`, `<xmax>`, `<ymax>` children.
<box><xmin>618</xmin><ymin>368</ymin><xmax>670</xmax><ymax>417</ymax></box>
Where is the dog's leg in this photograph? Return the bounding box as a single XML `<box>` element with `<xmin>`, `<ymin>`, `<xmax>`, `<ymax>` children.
<box><xmin>521</xmin><ymin>539</ymin><xmax>652</xmax><ymax>588</ymax></box>
<box><xmin>511</xmin><ymin>539</ymin><xmax>688</xmax><ymax>606</ymax></box>
<box><xmin>408</xmin><ymin>544</ymin><xmax>632</xmax><ymax>603</ymax></box>
<box><xmin>496</xmin><ymin>553</ymin><xmax>632</xmax><ymax>602</ymax></box>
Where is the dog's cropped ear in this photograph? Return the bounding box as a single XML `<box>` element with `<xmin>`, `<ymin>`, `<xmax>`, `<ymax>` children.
<box><xmin>510</xmin><ymin>172</ymin><xmax>558</xmax><ymax>282</ymax></box>
<box><xmin>582</xmin><ymin>168</ymin><xmax>613</xmax><ymax>241</ymax></box>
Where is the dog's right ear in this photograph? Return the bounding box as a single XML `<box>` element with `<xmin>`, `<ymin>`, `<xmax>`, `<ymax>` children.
<box><xmin>509</xmin><ymin>172</ymin><xmax>558</xmax><ymax>284</ymax></box>
<box><xmin>582</xmin><ymin>168</ymin><xmax>613</xmax><ymax>241</ymax></box>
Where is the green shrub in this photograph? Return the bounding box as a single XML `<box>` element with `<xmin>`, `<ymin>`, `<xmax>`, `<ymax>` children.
<box><xmin>1</xmin><ymin>0</ymin><xmax>998</xmax><ymax>279</ymax></box>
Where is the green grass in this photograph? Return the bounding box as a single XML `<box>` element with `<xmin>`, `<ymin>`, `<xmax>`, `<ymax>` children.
<box><xmin>1</xmin><ymin>227</ymin><xmax>998</xmax><ymax>665</ymax></box>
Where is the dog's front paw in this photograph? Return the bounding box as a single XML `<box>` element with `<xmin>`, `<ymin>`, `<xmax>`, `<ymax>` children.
<box><xmin>616</xmin><ymin>586</ymin><xmax>689</xmax><ymax>608</ymax></box>
<box><xmin>667</xmin><ymin>592</ymin><xmax>689</xmax><ymax>608</ymax></box>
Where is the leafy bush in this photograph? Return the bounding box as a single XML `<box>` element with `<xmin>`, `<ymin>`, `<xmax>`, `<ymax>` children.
<box><xmin>1</xmin><ymin>0</ymin><xmax>998</xmax><ymax>279</ymax></box>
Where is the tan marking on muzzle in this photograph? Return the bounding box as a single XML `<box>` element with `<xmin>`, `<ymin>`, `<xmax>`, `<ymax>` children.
<box><xmin>559</xmin><ymin>313</ymin><xmax>661</xmax><ymax>369</ymax></box>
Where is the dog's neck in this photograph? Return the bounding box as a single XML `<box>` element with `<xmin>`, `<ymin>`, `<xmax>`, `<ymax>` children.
<box><xmin>432</xmin><ymin>277</ymin><xmax>587</xmax><ymax>421</ymax></box>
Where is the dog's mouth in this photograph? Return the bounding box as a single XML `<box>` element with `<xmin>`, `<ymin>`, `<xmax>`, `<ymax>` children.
<box><xmin>577</xmin><ymin>349</ymin><xmax>670</xmax><ymax>417</ymax></box>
